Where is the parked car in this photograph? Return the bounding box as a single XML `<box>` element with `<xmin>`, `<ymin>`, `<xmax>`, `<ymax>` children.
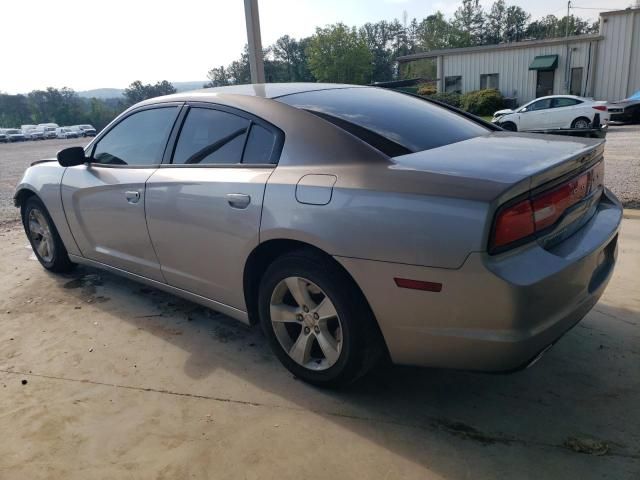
<box><xmin>492</xmin><ymin>95</ymin><xmax>609</xmax><ymax>131</ymax></box>
<box><xmin>0</xmin><ymin>129</ymin><xmax>7</xmax><ymax>143</ymax></box>
<box><xmin>76</xmin><ymin>124</ymin><xmax>97</xmax><ymax>136</ymax></box>
<box><xmin>607</xmin><ymin>90</ymin><xmax>640</xmax><ymax>123</ymax></box>
<box><xmin>56</xmin><ymin>127</ymin><xmax>79</xmax><ymax>139</ymax></box>
<box><xmin>24</xmin><ymin>129</ymin><xmax>45</xmax><ymax>140</ymax></box>
<box><xmin>4</xmin><ymin>128</ymin><xmax>26</xmax><ymax>142</ymax></box>
<box><xmin>14</xmin><ymin>84</ymin><xmax>621</xmax><ymax>387</ymax></box>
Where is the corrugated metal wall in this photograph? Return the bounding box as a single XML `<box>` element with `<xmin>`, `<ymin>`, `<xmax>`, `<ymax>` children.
<box><xmin>595</xmin><ymin>10</ymin><xmax>640</xmax><ymax>100</ymax></box>
<box><xmin>441</xmin><ymin>39</ymin><xmax>596</xmax><ymax>105</ymax></box>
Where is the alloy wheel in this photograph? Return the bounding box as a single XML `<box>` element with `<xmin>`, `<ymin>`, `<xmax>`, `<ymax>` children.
<box><xmin>28</xmin><ymin>209</ymin><xmax>54</xmax><ymax>263</ymax></box>
<box><xmin>270</xmin><ymin>276</ymin><xmax>343</xmax><ymax>371</ymax></box>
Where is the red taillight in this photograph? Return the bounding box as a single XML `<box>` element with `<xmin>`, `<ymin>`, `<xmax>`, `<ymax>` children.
<box><xmin>492</xmin><ymin>199</ymin><xmax>535</xmax><ymax>249</ymax></box>
<box><xmin>490</xmin><ymin>162</ymin><xmax>604</xmax><ymax>252</ymax></box>
<box><xmin>592</xmin><ymin>105</ymin><xmax>607</xmax><ymax>111</ymax></box>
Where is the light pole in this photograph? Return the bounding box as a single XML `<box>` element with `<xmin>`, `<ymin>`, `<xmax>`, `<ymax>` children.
<box><xmin>244</xmin><ymin>0</ymin><xmax>266</xmax><ymax>84</ymax></box>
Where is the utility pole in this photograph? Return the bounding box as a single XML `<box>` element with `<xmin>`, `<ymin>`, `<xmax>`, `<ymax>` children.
<box><xmin>244</xmin><ymin>0</ymin><xmax>265</xmax><ymax>84</ymax></box>
<box><xmin>564</xmin><ymin>0</ymin><xmax>571</xmax><ymax>92</ymax></box>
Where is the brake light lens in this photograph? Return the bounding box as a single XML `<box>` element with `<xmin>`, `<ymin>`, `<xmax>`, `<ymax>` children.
<box><xmin>493</xmin><ymin>200</ymin><xmax>535</xmax><ymax>249</ymax></box>
<box><xmin>592</xmin><ymin>105</ymin><xmax>607</xmax><ymax>111</ymax></box>
<box><xmin>490</xmin><ymin>161</ymin><xmax>604</xmax><ymax>252</ymax></box>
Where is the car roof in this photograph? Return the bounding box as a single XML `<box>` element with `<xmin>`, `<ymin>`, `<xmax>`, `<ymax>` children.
<box><xmin>533</xmin><ymin>95</ymin><xmax>586</xmax><ymax>101</ymax></box>
<box><xmin>143</xmin><ymin>83</ymin><xmax>365</xmax><ymax>105</ymax></box>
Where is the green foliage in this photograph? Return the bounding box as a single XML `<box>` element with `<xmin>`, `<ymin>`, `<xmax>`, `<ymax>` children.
<box><xmin>306</xmin><ymin>23</ymin><xmax>373</xmax><ymax>84</ymax></box>
<box><xmin>0</xmin><ymin>87</ymin><xmax>125</xmax><ymax>130</ymax></box>
<box><xmin>123</xmin><ymin>80</ymin><xmax>177</xmax><ymax>106</ymax></box>
<box><xmin>425</xmin><ymin>92</ymin><xmax>462</xmax><ymax>108</ymax></box>
<box><xmin>460</xmin><ymin>89</ymin><xmax>504</xmax><ymax>115</ymax></box>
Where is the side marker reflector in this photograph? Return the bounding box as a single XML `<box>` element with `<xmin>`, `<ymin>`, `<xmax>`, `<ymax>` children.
<box><xmin>394</xmin><ymin>278</ymin><xmax>442</xmax><ymax>292</ymax></box>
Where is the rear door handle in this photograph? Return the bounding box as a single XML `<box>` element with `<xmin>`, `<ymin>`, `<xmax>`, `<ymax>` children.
<box><xmin>226</xmin><ymin>193</ymin><xmax>251</xmax><ymax>209</ymax></box>
<box><xmin>125</xmin><ymin>191</ymin><xmax>141</xmax><ymax>204</ymax></box>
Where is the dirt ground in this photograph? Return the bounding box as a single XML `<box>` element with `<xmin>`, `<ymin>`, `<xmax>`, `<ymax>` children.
<box><xmin>0</xmin><ymin>211</ymin><xmax>638</xmax><ymax>478</ymax></box>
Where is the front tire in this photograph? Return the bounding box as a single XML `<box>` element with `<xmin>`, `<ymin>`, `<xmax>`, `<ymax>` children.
<box><xmin>258</xmin><ymin>249</ymin><xmax>383</xmax><ymax>387</ymax></box>
<box><xmin>22</xmin><ymin>196</ymin><xmax>75</xmax><ymax>273</ymax></box>
<box><xmin>501</xmin><ymin>121</ymin><xmax>517</xmax><ymax>131</ymax></box>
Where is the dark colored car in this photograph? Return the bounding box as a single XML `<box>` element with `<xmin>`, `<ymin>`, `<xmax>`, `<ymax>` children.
<box><xmin>608</xmin><ymin>91</ymin><xmax>640</xmax><ymax>123</ymax></box>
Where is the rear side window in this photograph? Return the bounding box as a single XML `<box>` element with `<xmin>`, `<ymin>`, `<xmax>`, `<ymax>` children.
<box><xmin>277</xmin><ymin>87</ymin><xmax>488</xmax><ymax>156</ymax></box>
<box><xmin>243</xmin><ymin>124</ymin><xmax>276</xmax><ymax>164</ymax></box>
<box><xmin>173</xmin><ymin>108</ymin><xmax>250</xmax><ymax>165</ymax></box>
<box><xmin>552</xmin><ymin>98</ymin><xmax>582</xmax><ymax>108</ymax></box>
<box><xmin>93</xmin><ymin>107</ymin><xmax>178</xmax><ymax>166</ymax></box>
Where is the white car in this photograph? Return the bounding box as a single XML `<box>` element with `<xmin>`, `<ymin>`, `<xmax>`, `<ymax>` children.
<box><xmin>56</xmin><ymin>127</ymin><xmax>79</xmax><ymax>139</ymax></box>
<box><xmin>492</xmin><ymin>95</ymin><xmax>609</xmax><ymax>132</ymax></box>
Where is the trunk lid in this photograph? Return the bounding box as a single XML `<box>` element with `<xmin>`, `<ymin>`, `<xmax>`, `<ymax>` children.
<box><xmin>391</xmin><ymin>131</ymin><xmax>604</xmax><ymax>204</ymax></box>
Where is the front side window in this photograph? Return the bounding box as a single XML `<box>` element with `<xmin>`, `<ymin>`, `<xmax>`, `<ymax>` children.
<box><xmin>172</xmin><ymin>108</ymin><xmax>250</xmax><ymax>165</ymax></box>
<box><xmin>480</xmin><ymin>73</ymin><xmax>499</xmax><ymax>90</ymax></box>
<box><xmin>526</xmin><ymin>99</ymin><xmax>552</xmax><ymax>111</ymax></box>
<box><xmin>445</xmin><ymin>76</ymin><xmax>462</xmax><ymax>94</ymax></box>
<box><xmin>92</xmin><ymin>107</ymin><xmax>178</xmax><ymax>166</ymax></box>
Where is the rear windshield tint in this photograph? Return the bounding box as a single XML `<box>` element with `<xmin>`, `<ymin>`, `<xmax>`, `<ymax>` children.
<box><xmin>277</xmin><ymin>87</ymin><xmax>489</xmax><ymax>156</ymax></box>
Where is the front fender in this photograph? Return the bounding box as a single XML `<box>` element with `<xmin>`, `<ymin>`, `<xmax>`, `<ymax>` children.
<box><xmin>14</xmin><ymin>163</ymin><xmax>81</xmax><ymax>256</ymax></box>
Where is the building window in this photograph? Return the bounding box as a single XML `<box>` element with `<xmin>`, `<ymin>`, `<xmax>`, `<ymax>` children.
<box><xmin>480</xmin><ymin>73</ymin><xmax>499</xmax><ymax>90</ymax></box>
<box><xmin>445</xmin><ymin>76</ymin><xmax>462</xmax><ymax>93</ymax></box>
<box><xmin>570</xmin><ymin>67</ymin><xmax>583</xmax><ymax>96</ymax></box>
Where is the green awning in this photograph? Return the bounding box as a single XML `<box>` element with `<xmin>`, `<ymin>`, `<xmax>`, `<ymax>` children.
<box><xmin>529</xmin><ymin>55</ymin><xmax>558</xmax><ymax>70</ymax></box>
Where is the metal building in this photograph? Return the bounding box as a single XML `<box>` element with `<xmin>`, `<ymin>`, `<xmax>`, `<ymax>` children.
<box><xmin>397</xmin><ymin>8</ymin><xmax>640</xmax><ymax>105</ymax></box>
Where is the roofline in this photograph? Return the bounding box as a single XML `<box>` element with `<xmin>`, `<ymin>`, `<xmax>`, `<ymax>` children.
<box><xmin>397</xmin><ymin>34</ymin><xmax>603</xmax><ymax>62</ymax></box>
<box><xmin>600</xmin><ymin>7</ymin><xmax>640</xmax><ymax>16</ymax></box>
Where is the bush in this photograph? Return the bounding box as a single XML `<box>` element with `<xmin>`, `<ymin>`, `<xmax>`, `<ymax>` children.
<box><xmin>425</xmin><ymin>92</ymin><xmax>462</xmax><ymax>108</ymax></box>
<box><xmin>416</xmin><ymin>83</ymin><xmax>437</xmax><ymax>96</ymax></box>
<box><xmin>459</xmin><ymin>89</ymin><xmax>504</xmax><ymax>115</ymax></box>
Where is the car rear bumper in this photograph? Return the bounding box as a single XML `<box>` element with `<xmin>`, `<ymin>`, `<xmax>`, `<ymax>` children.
<box><xmin>336</xmin><ymin>189</ymin><xmax>622</xmax><ymax>371</ymax></box>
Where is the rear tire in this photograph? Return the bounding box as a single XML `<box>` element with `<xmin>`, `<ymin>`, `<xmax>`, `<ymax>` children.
<box><xmin>501</xmin><ymin>121</ymin><xmax>517</xmax><ymax>131</ymax></box>
<box><xmin>22</xmin><ymin>196</ymin><xmax>75</xmax><ymax>273</ymax></box>
<box><xmin>258</xmin><ymin>249</ymin><xmax>383</xmax><ymax>388</ymax></box>
<box><xmin>571</xmin><ymin>117</ymin><xmax>591</xmax><ymax>129</ymax></box>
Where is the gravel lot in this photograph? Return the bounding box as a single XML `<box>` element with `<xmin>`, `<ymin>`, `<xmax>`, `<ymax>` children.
<box><xmin>1</xmin><ymin>125</ymin><xmax>638</xmax><ymax>226</ymax></box>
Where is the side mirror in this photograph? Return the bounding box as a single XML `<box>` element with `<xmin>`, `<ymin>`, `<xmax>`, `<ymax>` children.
<box><xmin>57</xmin><ymin>147</ymin><xmax>87</xmax><ymax>167</ymax></box>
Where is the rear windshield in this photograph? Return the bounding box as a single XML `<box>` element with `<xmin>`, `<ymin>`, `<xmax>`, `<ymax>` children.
<box><xmin>277</xmin><ymin>87</ymin><xmax>489</xmax><ymax>156</ymax></box>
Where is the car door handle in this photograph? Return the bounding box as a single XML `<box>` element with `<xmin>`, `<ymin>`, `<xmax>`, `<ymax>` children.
<box><xmin>125</xmin><ymin>191</ymin><xmax>141</xmax><ymax>204</ymax></box>
<box><xmin>226</xmin><ymin>193</ymin><xmax>251</xmax><ymax>209</ymax></box>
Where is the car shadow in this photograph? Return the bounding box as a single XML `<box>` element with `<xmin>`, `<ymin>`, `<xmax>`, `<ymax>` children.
<box><xmin>54</xmin><ymin>265</ymin><xmax>640</xmax><ymax>478</ymax></box>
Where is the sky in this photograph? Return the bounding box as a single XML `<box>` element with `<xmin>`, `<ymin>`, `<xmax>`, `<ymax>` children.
<box><xmin>0</xmin><ymin>0</ymin><xmax>633</xmax><ymax>93</ymax></box>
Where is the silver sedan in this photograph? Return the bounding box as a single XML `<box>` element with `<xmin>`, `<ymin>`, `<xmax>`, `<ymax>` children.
<box><xmin>14</xmin><ymin>83</ymin><xmax>622</xmax><ymax>387</ymax></box>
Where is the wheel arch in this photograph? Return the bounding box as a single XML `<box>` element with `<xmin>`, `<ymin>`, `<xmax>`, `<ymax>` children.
<box><xmin>242</xmin><ymin>239</ymin><xmax>383</xmax><ymax>344</ymax></box>
<box><xmin>14</xmin><ymin>186</ymin><xmax>38</xmax><ymax>216</ymax></box>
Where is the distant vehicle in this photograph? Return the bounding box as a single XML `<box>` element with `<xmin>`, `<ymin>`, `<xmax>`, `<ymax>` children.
<box><xmin>0</xmin><ymin>129</ymin><xmax>7</xmax><ymax>143</ymax></box>
<box><xmin>76</xmin><ymin>124</ymin><xmax>97</xmax><ymax>137</ymax></box>
<box><xmin>39</xmin><ymin>126</ymin><xmax>58</xmax><ymax>139</ymax></box>
<box><xmin>56</xmin><ymin>127</ymin><xmax>79</xmax><ymax>139</ymax></box>
<box><xmin>4</xmin><ymin>128</ymin><xmax>26</xmax><ymax>142</ymax></box>
<box><xmin>607</xmin><ymin>90</ymin><xmax>640</xmax><ymax>123</ymax></box>
<box><xmin>24</xmin><ymin>129</ymin><xmax>45</xmax><ymax>140</ymax></box>
<box><xmin>492</xmin><ymin>95</ymin><xmax>609</xmax><ymax>131</ymax></box>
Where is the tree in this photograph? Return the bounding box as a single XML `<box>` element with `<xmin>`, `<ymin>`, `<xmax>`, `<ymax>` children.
<box><xmin>417</xmin><ymin>11</ymin><xmax>468</xmax><ymax>51</ymax></box>
<box><xmin>453</xmin><ymin>0</ymin><xmax>484</xmax><ymax>45</ymax></box>
<box><xmin>306</xmin><ymin>23</ymin><xmax>373</xmax><ymax>84</ymax></box>
<box><xmin>503</xmin><ymin>6</ymin><xmax>530</xmax><ymax>42</ymax></box>
<box><xmin>272</xmin><ymin>35</ymin><xmax>315</xmax><ymax>82</ymax></box>
<box><xmin>485</xmin><ymin>0</ymin><xmax>506</xmax><ymax>44</ymax></box>
<box><xmin>205</xmin><ymin>66</ymin><xmax>231</xmax><ymax>87</ymax></box>
<box><xmin>123</xmin><ymin>80</ymin><xmax>176</xmax><ymax>106</ymax></box>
